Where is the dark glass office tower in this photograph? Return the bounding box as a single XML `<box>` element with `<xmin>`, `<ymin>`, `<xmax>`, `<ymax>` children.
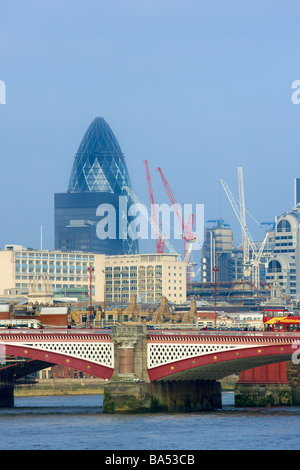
<box><xmin>54</xmin><ymin>117</ymin><xmax>139</xmax><ymax>255</ymax></box>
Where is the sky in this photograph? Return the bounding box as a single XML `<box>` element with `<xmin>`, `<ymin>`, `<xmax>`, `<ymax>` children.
<box><xmin>0</xmin><ymin>0</ymin><xmax>299</xmax><ymax>263</ymax></box>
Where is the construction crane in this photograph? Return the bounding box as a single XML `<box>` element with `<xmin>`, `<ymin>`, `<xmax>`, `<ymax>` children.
<box><xmin>156</xmin><ymin>166</ymin><xmax>196</xmax><ymax>283</ymax></box>
<box><xmin>220</xmin><ymin>178</ymin><xmax>259</xmax><ymax>284</ymax></box>
<box><xmin>238</xmin><ymin>166</ymin><xmax>250</xmax><ymax>271</ymax></box>
<box><xmin>144</xmin><ymin>160</ymin><xmax>165</xmax><ymax>253</ymax></box>
<box><xmin>220</xmin><ymin>177</ymin><xmax>273</xmax><ymax>288</ymax></box>
<box><xmin>123</xmin><ymin>186</ymin><xmax>177</xmax><ymax>255</ymax></box>
<box><xmin>261</xmin><ymin>222</ymin><xmax>276</xmax><ymax>229</ymax></box>
<box><xmin>251</xmin><ymin>231</ymin><xmax>270</xmax><ymax>288</ymax></box>
<box><xmin>206</xmin><ymin>219</ymin><xmax>230</xmax><ymax>227</ymax></box>
<box><xmin>191</xmin><ymin>265</ymin><xmax>201</xmax><ymax>281</ymax></box>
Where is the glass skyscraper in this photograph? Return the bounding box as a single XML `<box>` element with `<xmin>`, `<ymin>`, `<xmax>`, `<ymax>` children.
<box><xmin>54</xmin><ymin>117</ymin><xmax>139</xmax><ymax>255</ymax></box>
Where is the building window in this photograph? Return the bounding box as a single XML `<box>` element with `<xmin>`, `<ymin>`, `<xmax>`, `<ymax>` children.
<box><xmin>277</xmin><ymin>219</ymin><xmax>291</xmax><ymax>233</ymax></box>
<box><xmin>268</xmin><ymin>259</ymin><xmax>282</xmax><ymax>273</ymax></box>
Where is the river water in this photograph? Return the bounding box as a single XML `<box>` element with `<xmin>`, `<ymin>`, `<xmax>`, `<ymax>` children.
<box><xmin>0</xmin><ymin>392</ymin><xmax>299</xmax><ymax>451</ymax></box>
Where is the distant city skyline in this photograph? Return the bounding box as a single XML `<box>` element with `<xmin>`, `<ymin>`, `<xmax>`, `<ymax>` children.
<box><xmin>0</xmin><ymin>0</ymin><xmax>299</xmax><ymax>263</ymax></box>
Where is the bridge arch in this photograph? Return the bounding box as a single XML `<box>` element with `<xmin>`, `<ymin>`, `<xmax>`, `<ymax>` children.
<box><xmin>147</xmin><ymin>334</ymin><xmax>298</xmax><ymax>382</ymax></box>
<box><xmin>3</xmin><ymin>344</ymin><xmax>114</xmax><ymax>381</ymax></box>
<box><xmin>0</xmin><ymin>331</ymin><xmax>114</xmax><ymax>381</ymax></box>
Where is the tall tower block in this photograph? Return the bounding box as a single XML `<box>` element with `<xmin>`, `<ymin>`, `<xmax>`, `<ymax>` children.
<box><xmin>54</xmin><ymin>117</ymin><xmax>138</xmax><ymax>255</ymax></box>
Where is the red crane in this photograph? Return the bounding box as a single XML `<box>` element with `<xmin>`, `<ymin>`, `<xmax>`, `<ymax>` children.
<box><xmin>156</xmin><ymin>166</ymin><xmax>196</xmax><ymax>283</ymax></box>
<box><xmin>144</xmin><ymin>160</ymin><xmax>165</xmax><ymax>253</ymax></box>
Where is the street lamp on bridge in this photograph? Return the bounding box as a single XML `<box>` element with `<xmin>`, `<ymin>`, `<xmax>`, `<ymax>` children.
<box><xmin>87</xmin><ymin>265</ymin><xmax>94</xmax><ymax>328</ymax></box>
<box><xmin>212</xmin><ymin>265</ymin><xmax>219</xmax><ymax>330</ymax></box>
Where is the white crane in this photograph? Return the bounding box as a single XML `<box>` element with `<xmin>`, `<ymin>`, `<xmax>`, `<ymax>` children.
<box><xmin>238</xmin><ymin>166</ymin><xmax>249</xmax><ymax>271</ymax></box>
<box><xmin>220</xmin><ymin>179</ymin><xmax>255</xmax><ymax>276</ymax></box>
<box><xmin>251</xmin><ymin>231</ymin><xmax>270</xmax><ymax>287</ymax></box>
<box><xmin>220</xmin><ymin>178</ymin><xmax>268</xmax><ymax>288</ymax></box>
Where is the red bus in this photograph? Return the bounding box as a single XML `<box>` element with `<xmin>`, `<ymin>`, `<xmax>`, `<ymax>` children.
<box><xmin>263</xmin><ymin>308</ymin><xmax>300</xmax><ymax>332</ymax></box>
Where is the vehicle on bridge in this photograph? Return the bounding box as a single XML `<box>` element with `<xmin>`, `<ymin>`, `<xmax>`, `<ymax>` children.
<box><xmin>263</xmin><ymin>308</ymin><xmax>300</xmax><ymax>332</ymax></box>
<box><xmin>0</xmin><ymin>319</ymin><xmax>43</xmax><ymax>329</ymax></box>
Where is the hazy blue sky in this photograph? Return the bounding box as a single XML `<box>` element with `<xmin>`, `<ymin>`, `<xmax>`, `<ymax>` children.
<box><xmin>0</xmin><ymin>0</ymin><xmax>299</xmax><ymax>261</ymax></box>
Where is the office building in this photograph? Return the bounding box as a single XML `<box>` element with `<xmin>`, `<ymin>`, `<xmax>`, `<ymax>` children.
<box><xmin>0</xmin><ymin>246</ymin><xmax>186</xmax><ymax>304</ymax></box>
<box><xmin>0</xmin><ymin>245</ymin><xmax>105</xmax><ymax>303</ymax></box>
<box><xmin>265</xmin><ymin>179</ymin><xmax>300</xmax><ymax>299</ymax></box>
<box><xmin>266</xmin><ymin>207</ymin><xmax>300</xmax><ymax>298</ymax></box>
<box><xmin>201</xmin><ymin>222</ymin><xmax>235</xmax><ymax>282</ymax></box>
<box><xmin>54</xmin><ymin>117</ymin><xmax>138</xmax><ymax>255</ymax></box>
<box><xmin>105</xmin><ymin>253</ymin><xmax>186</xmax><ymax>304</ymax></box>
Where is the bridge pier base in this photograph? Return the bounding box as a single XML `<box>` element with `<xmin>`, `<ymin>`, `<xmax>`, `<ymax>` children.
<box><xmin>103</xmin><ymin>325</ymin><xmax>222</xmax><ymax>413</ymax></box>
<box><xmin>0</xmin><ymin>373</ymin><xmax>14</xmax><ymax>408</ymax></box>
<box><xmin>103</xmin><ymin>324</ymin><xmax>223</xmax><ymax>413</ymax></box>
<box><xmin>148</xmin><ymin>380</ymin><xmax>222</xmax><ymax>412</ymax></box>
<box><xmin>235</xmin><ymin>362</ymin><xmax>293</xmax><ymax>407</ymax></box>
<box><xmin>103</xmin><ymin>380</ymin><xmax>222</xmax><ymax>413</ymax></box>
<box><xmin>288</xmin><ymin>362</ymin><xmax>300</xmax><ymax>405</ymax></box>
<box><xmin>235</xmin><ymin>383</ymin><xmax>292</xmax><ymax>407</ymax></box>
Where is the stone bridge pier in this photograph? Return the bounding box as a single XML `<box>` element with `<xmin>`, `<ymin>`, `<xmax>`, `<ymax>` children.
<box><xmin>103</xmin><ymin>325</ymin><xmax>222</xmax><ymax>413</ymax></box>
<box><xmin>0</xmin><ymin>372</ymin><xmax>14</xmax><ymax>407</ymax></box>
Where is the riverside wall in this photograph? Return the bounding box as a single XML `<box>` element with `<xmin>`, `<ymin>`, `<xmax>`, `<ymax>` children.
<box><xmin>14</xmin><ymin>378</ymin><xmax>106</xmax><ymax>397</ymax></box>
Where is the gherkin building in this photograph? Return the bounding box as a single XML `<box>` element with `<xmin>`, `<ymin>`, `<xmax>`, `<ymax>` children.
<box><xmin>54</xmin><ymin>117</ymin><xmax>139</xmax><ymax>255</ymax></box>
<box><xmin>68</xmin><ymin>117</ymin><xmax>132</xmax><ymax>195</ymax></box>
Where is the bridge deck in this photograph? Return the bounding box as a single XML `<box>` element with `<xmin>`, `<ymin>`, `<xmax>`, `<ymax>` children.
<box><xmin>0</xmin><ymin>328</ymin><xmax>299</xmax><ymax>382</ymax></box>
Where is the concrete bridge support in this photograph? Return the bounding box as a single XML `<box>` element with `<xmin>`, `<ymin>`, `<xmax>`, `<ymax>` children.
<box><xmin>0</xmin><ymin>372</ymin><xmax>14</xmax><ymax>408</ymax></box>
<box><xmin>103</xmin><ymin>379</ymin><xmax>222</xmax><ymax>413</ymax></box>
<box><xmin>103</xmin><ymin>325</ymin><xmax>222</xmax><ymax>413</ymax></box>
<box><xmin>150</xmin><ymin>380</ymin><xmax>222</xmax><ymax>412</ymax></box>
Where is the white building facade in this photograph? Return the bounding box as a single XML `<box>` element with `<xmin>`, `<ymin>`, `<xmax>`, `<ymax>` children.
<box><xmin>0</xmin><ymin>246</ymin><xmax>186</xmax><ymax>304</ymax></box>
<box><xmin>266</xmin><ymin>207</ymin><xmax>300</xmax><ymax>299</ymax></box>
<box><xmin>105</xmin><ymin>253</ymin><xmax>186</xmax><ymax>304</ymax></box>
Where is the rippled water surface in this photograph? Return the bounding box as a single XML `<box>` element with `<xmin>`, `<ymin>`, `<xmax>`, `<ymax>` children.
<box><xmin>0</xmin><ymin>393</ymin><xmax>299</xmax><ymax>450</ymax></box>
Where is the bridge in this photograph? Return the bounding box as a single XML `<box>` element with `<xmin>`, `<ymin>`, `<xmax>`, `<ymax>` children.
<box><xmin>0</xmin><ymin>325</ymin><xmax>299</xmax><ymax>412</ymax></box>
